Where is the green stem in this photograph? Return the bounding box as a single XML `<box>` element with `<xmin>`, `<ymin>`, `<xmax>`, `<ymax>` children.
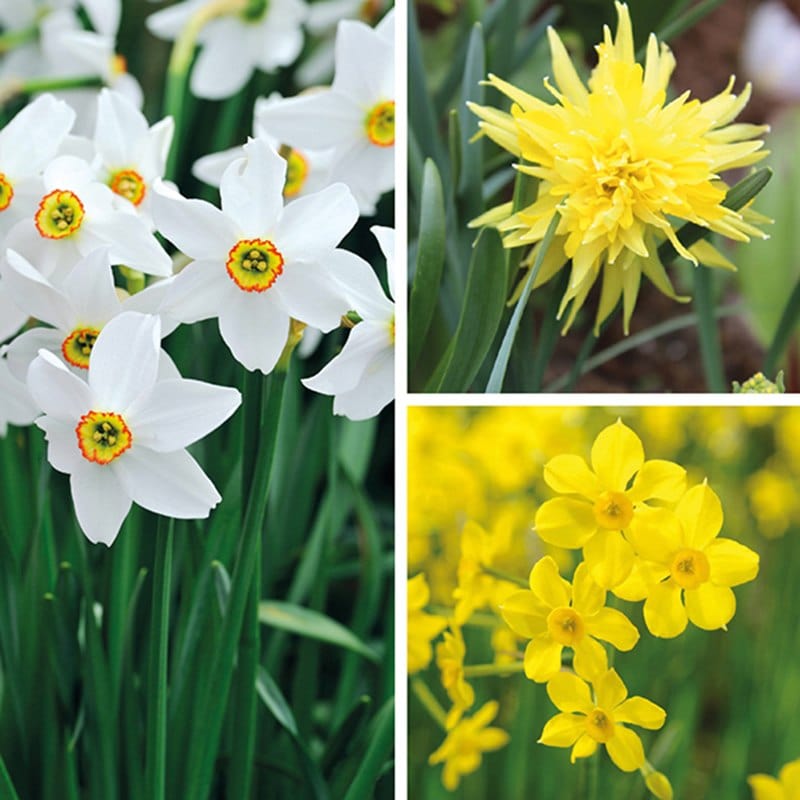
<box><xmin>411</xmin><ymin>678</ymin><xmax>448</xmax><ymax>730</ymax></box>
<box><xmin>0</xmin><ymin>23</ymin><xmax>38</xmax><ymax>55</ymax></box>
<box><xmin>588</xmin><ymin>751</ymin><xmax>600</xmax><ymax>800</ymax></box>
<box><xmin>480</xmin><ymin>565</ymin><xmax>528</xmax><ymax>587</ymax></box>
<box><xmin>145</xmin><ymin>516</ymin><xmax>174</xmax><ymax>800</ymax></box>
<box><xmin>1</xmin><ymin>75</ymin><xmax>103</xmax><ymax>102</ymax></box>
<box><xmin>462</xmin><ymin>661</ymin><xmax>525</xmax><ymax>678</ymax></box>
<box><xmin>184</xmin><ymin>368</ymin><xmax>287</xmax><ymax>800</ymax></box>
<box><xmin>693</xmin><ymin>266</ymin><xmax>726</xmax><ymax>392</ymax></box>
<box><xmin>764</xmin><ymin>276</ymin><xmax>800</xmax><ymax>376</ymax></box>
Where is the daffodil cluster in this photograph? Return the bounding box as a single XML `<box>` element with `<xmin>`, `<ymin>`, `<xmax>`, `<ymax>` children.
<box><xmin>468</xmin><ymin>1</ymin><xmax>769</xmax><ymax>334</ymax></box>
<box><xmin>0</xmin><ymin>3</ymin><xmax>396</xmax><ymax>542</ymax></box>
<box><xmin>409</xmin><ymin>409</ymin><xmax>774</xmax><ymax>797</ymax></box>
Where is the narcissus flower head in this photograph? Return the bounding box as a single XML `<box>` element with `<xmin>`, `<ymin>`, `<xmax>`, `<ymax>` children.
<box><xmin>534</xmin><ymin>419</ymin><xmax>686</xmax><ymax>589</ymax></box>
<box><xmin>500</xmin><ymin>556</ymin><xmax>639</xmax><ymax>683</ymax></box>
<box><xmin>428</xmin><ymin>700</ymin><xmax>510</xmax><ymax>791</ymax></box>
<box><xmin>469</xmin><ymin>1</ymin><xmax>769</xmax><ymax>333</ymax></box>
<box><xmin>539</xmin><ymin>668</ymin><xmax>665</xmax><ymax>772</ymax></box>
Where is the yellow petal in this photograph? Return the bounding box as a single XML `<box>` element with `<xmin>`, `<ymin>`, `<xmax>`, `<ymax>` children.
<box><xmin>570</xmin><ymin>733</ymin><xmax>598</xmax><ymax>762</ymax></box>
<box><xmin>535</xmin><ymin>497</ymin><xmax>599</xmax><ymax>549</ymax></box>
<box><xmin>747</xmin><ymin>775</ymin><xmax>784</xmax><ymax>800</ymax></box>
<box><xmin>529</xmin><ymin>555</ymin><xmax>571</xmax><ymax>607</ymax></box>
<box><xmin>605</xmin><ymin>724</ymin><xmax>645</xmax><ymax>772</ymax></box>
<box><xmin>546</xmin><ymin>671</ymin><xmax>594</xmax><ymax>714</ymax></box>
<box><xmin>684</xmin><ymin>582</ymin><xmax>735</xmax><ymax>631</ymax></box>
<box><xmin>500</xmin><ymin>590</ymin><xmax>548</xmax><ymax>638</ymax></box>
<box><xmin>594</xmin><ymin>667</ymin><xmax>627</xmax><ymax>710</ymax></box>
<box><xmin>585</xmin><ymin>607</ymin><xmax>639</xmax><ymax>651</ymax></box>
<box><xmin>646</xmin><ymin>771</ymin><xmax>674</xmax><ymax>800</ymax></box>
<box><xmin>675</xmin><ymin>482</ymin><xmax>724</xmax><ymax>549</ymax></box>
<box><xmin>546</xmin><ymin>26</ymin><xmax>589</xmax><ymax>106</ymax></box>
<box><xmin>407</xmin><ymin>573</ymin><xmax>431</xmax><ymax>610</ymax></box>
<box><xmin>571</xmin><ymin>562</ymin><xmax>605</xmax><ymax>616</ymax></box>
<box><xmin>689</xmin><ymin>239</ymin><xmax>737</xmax><ymax>271</ymax></box>
<box><xmin>524</xmin><ymin>637</ymin><xmax>563</xmax><ymax>682</ymax></box>
<box><xmin>644</xmin><ymin>581</ymin><xmax>688</xmax><ymax>638</ymax></box>
<box><xmin>627</xmin><ymin>460</ymin><xmax>687</xmax><ymax>504</ymax></box>
<box><xmin>572</xmin><ymin>635</ymin><xmax>608</xmax><ymax>682</ymax></box>
<box><xmin>704</xmin><ymin>538</ymin><xmax>759</xmax><ymax>587</ymax></box>
<box><xmin>779</xmin><ymin>759</ymin><xmax>800</xmax><ymax>792</ymax></box>
<box><xmin>583</xmin><ymin>529</ymin><xmax>636</xmax><ymax>589</ymax></box>
<box><xmin>476</xmin><ymin>728</ymin><xmax>511</xmax><ymax>751</ymax></box>
<box><xmin>590</xmin><ymin>420</ymin><xmax>645</xmax><ymax>491</ymax></box>
<box><xmin>613</xmin><ymin>560</ymin><xmax>667</xmax><ymax>602</ymax></box>
<box><xmin>614</xmin><ymin>696</ymin><xmax>666</xmax><ymax>729</ymax></box>
<box><xmin>626</xmin><ymin>507</ymin><xmax>682</xmax><ymax>565</ymax></box>
<box><xmin>612</xmin><ymin>1</ymin><xmax>635</xmax><ymax>63</ymax></box>
<box><xmin>543</xmin><ymin>454</ymin><xmax>602</xmax><ymax>499</ymax></box>
<box><xmin>538</xmin><ymin>712</ymin><xmax>585</xmax><ymax>747</ymax></box>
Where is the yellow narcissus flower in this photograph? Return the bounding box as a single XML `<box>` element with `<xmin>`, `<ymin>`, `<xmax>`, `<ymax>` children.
<box><xmin>535</xmin><ymin>420</ymin><xmax>686</xmax><ymax>589</ymax></box>
<box><xmin>539</xmin><ymin>669</ymin><xmax>665</xmax><ymax>772</ymax></box>
<box><xmin>407</xmin><ymin>574</ymin><xmax>448</xmax><ymax>674</ymax></box>
<box><xmin>500</xmin><ymin>556</ymin><xmax>639</xmax><ymax>682</ymax></box>
<box><xmin>429</xmin><ymin>700</ymin><xmax>510</xmax><ymax>791</ymax></box>
<box><xmin>627</xmin><ymin>482</ymin><xmax>759</xmax><ymax>638</ymax></box>
<box><xmin>436</xmin><ymin>626</ymin><xmax>474</xmax><ymax>726</ymax></box>
<box><xmin>748</xmin><ymin>758</ymin><xmax>800</xmax><ymax>800</ymax></box>
<box><xmin>468</xmin><ymin>1</ymin><xmax>769</xmax><ymax>333</ymax></box>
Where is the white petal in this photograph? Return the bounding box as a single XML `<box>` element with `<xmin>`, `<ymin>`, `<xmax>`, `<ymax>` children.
<box><xmin>329</xmin><ymin>249</ymin><xmax>393</xmax><ymax>318</ymax></box>
<box><xmin>371</xmin><ymin>225</ymin><xmax>395</xmax><ymax>296</ymax></box>
<box><xmin>71</xmin><ymin>463</ymin><xmax>131</xmax><ymax>545</ymax></box>
<box><xmin>161</xmin><ymin>259</ymin><xmax>229</xmax><ymax>324</ymax></box>
<box><xmin>2</xmin><ymin>249</ymin><xmax>73</xmax><ymax>330</ymax></box>
<box><xmin>146</xmin><ymin>0</ymin><xmax>200</xmax><ymax>39</ymax></box>
<box><xmin>87</xmin><ymin>213</ymin><xmax>172</xmax><ymax>277</ymax></box>
<box><xmin>113</xmin><ymin>447</ymin><xmax>221</xmax><ymax>519</ymax></box>
<box><xmin>276</xmin><ymin>182</ymin><xmax>358</xmax><ymax>261</ymax></box>
<box><xmin>332</xmin><ymin>18</ymin><xmax>394</xmax><ymax>104</ymax></box>
<box><xmin>190</xmin><ymin>19</ymin><xmax>255</xmax><ymax>100</ymax></box>
<box><xmin>0</xmin><ymin>283</ymin><xmax>28</xmax><ymax>342</ymax></box>
<box><xmin>274</xmin><ymin>260</ymin><xmax>350</xmax><ymax>332</ymax></box>
<box><xmin>220</xmin><ymin>139</ymin><xmax>285</xmax><ymax>236</ymax></box>
<box><xmin>218</xmin><ymin>293</ymin><xmax>289</xmax><ymax>373</ymax></box>
<box><xmin>333</xmin><ymin>346</ymin><xmax>393</xmax><ymax>420</ymax></box>
<box><xmin>88</xmin><ymin>312</ymin><xmax>160</xmax><ymax>411</ymax></box>
<box><xmin>4</xmin><ymin>327</ymin><xmax>64</xmax><ymax>382</ymax></box>
<box><xmin>192</xmin><ymin>146</ymin><xmax>243</xmax><ymax>188</ymax></box>
<box><xmin>27</xmin><ymin>350</ymin><xmax>91</xmax><ymax>421</ymax></box>
<box><xmin>94</xmin><ymin>88</ymin><xmax>149</xmax><ymax>168</ymax></box>
<box><xmin>128</xmin><ymin>379</ymin><xmax>240</xmax><ymax>451</ymax></box>
<box><xmin>121</xmin><ymin>277</ymin><xmax>180</xmax><ymax>336</ymax></box>
<box><xmin>0</xmin><ymin>357</ymin><xmax>39</xmax><ymax>431</ymax></box>
<box><xmin>151</xmin><ymin>182</ymin><xmax>237</xmax><ymax>261</ymax></box>
<box><xmin>64</xmin><ymin>248</ymin><xmax>121</xmax><ymax>323</ymax></box>
<box><xmin>37</xmin><ymin>416</ymin><xmax>84</xmax><ymax>473</ymax></box>
<box><xmin>80</xmin><ymin>0</ymin><xmax>121</xmax><ymax>37</ymax></box>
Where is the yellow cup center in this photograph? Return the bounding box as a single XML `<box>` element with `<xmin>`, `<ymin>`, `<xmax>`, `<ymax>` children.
<box><xmin>0</xmin><ymin>173</ymin><xmax>14</xmax><ymax>212</ymax></box>
<box><xmin>35</xmin><ymin>189</ymin><xmax>85</xmax><ymax>239</ymax></box>
<box><xmin>62</xmin><ymin>327</ymin><xmax>101</xmax><ymax>369</ymax></box>
<box><xmin>76</xmin><ymin>410</ymin><xmax>132</xmax><ymax>465</ymax></box>
<box><xmin>226</xmin><ymin>238</ymin><xmax>284</xmax><ymax>293</ymax></box>
<box><xmin>593</xmin><ymin>490</ymin><xmax>634</xmax><ymax>529</ymax></box>
<box><xmin>109</xmin><ymin>169</ymin><xmax>147</xmax><ymax>206</ymax></box>
<box><xmin>669</xmin><ymin>548</ymin><xmax>710</xmax><ymax>590</ymax></box>
<box><xmin>546</xmin><ymin>606</ymin><xmax>584</xmax><ymax>646</ymax></box>
<box><xmin>585</xmin><ymin>707</ymin><xmax>615</xmax><ymax>743</ymax></box>
<box><xmin>365</xmin><ymin>100</ymin><xmax>395</xmax><ymax>147</ymax></box>
<box><xmin>284</xmin><ymin>149</ymin><xmax>309</xmax><ymax>198</ymax></box>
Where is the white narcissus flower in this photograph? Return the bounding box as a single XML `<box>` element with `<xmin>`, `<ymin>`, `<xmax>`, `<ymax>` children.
<box><xmin>2</xmin><ymin>247</ymin><xmax>176</xmax><ymax>380</ymax></box>
<box><xmin>257</xmin><ymin>11</ymin><xmax>395</xmax><ymax>215</ymax></box>
<box><xmin>4</xmin><ymin>154</ymin><xmax>172</xmax><ymax>280</ymax></box>
<box><xmin>302</xmin><ymin>225</ymin><xmax>394</xmax><ymax>420</ymax></box>
<box><xmin>192</xmin><ymin>94</ymin><xmax>332</xmax><ymax>201</ymax></box>
<box><xmin>154</xmin><ymin>137</ymin><xmax>358</xmax><ymax>374</ymax></box>
<box><xmin>91</xmin><ymin>88</ymin><xmax>175</xmax><ymax>226</ymax></box>
<box><xmin>146</xmin><ymin>0</ymin><xmax>307</xmax><ymax>100</ymax></box>
<box><xmin>27</xmin><ymin>312</ymin><xmax>241</xmax><ymax>545</ymax></box>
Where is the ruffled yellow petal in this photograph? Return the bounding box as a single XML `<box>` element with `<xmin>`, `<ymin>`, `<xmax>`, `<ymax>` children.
<box><xmin>644</xmin><ymin>580</ymin><xmax>688</xmax><ymax>638</ymax></box>
<box><xmin>529</xmin><ymin>555</ymin><xmax>571</xmax><ymax>607</ymax></box>
<box><xmin>585</xmin><ymin>607</ymin><xmax>639</xmax><ymax>651</ymax></box>
<box><xmin>704</xmin><ymin>538</ymin><xmax>760</xmax><ymax>587</ymax></box>
<box><xmin>524</xmin><ymin>636</ymin><xmax>563</xmax><ymax>682</ymax></box>
<box><xmin>614</xmin><ymin>696</ymin><xmax>666</xmax><ymax>729</ymax></box>
<box><xmin>605</xmin><ymin>725</ymin><xmax>645</xmax><ymax>772</ymax></box>
<box><xmin>546</xmin><ymin>671</ymin><xmax>594</xmax><ymax>714</ymax></box>
<box><xmin>684</xmin><ymin>582</ymin><xmax>735</xmax><ymax>631</ymax></box>
<box><xmin>675</xmin><ymin>482</ymin><xmax>724</xmax><ymax>549</ymax></box>
<box><xmin>591</xmin><ymin>420</ymin><xmax>645</xmax><ymax>491</ymax></box>
<box><xmin>535</xmin><ymin>497</ymin><xmax>599</xmax><ymax>548</ymax></box>
<box><xmin>546</xmin><ymin>26</ymin><xmax>589</xmax><ymax>107</ymax></box>
<box><xmin>543</xmin><ymin>454</ymin><xmax>602</xmax><ymax>499</ymax></box>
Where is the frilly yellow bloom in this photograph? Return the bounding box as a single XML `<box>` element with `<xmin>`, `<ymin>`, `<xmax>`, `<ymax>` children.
<box><xmin>539</xmin><ymin>669</ymin><xmax>665</xmax><ymax>772</ymax></box>
<box><xmin>748</xmin><ymin>758</ymin><xmax>800</xmax><ymax>800</ymax></box>
<box><xmin>627</xmin><ymin>482</ymin><xmax>759</xmax><ymax>638</ymax></box>
<box><xmin>436</xmin><ymin>626</ymin><xmax>474</xmax><ymax>726</ymax></box>
<box><xmin>535</xmin><ymin>420</ymin><xmax>686</xmax><ymax>589</ymax></box>
<box><xmin>408</xmin><ymin>574</ymin><xmax>448</xmax><ymax>674</ymax></box>
<box><xmin>468</xmin><ymin>1</ymin><xmax>769</xmax><ymax>333</ymax></box>
<box><xmin>500</xmin><ymin>556</ymin><xmax>639</xmax><ymax>682</ymax></box>
<box><xmin>429</xmin><ymin>700</ymin><xmax>510</xmax><ymax>791</ymax></box>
